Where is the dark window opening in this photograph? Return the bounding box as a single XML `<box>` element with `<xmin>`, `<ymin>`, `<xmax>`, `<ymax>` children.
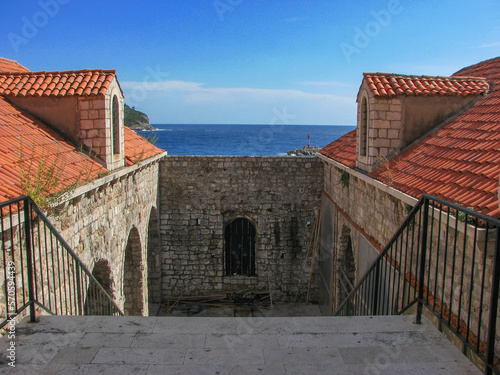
<box><xmin>360</xmin><ymin>97</ymin><xmax>368</xmax><ymax>157</ymax></box>
<box><xmin>225</xmin><ymin>218</ymin><xmax>256</xmax><ymax>276</ymax></box>
<box><xmin>112</xmin><ymin>95</ymin><xmax>120</xmax><ymax>155</ymax></box>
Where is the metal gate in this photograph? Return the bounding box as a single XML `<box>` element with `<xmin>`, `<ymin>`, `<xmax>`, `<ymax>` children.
<box><xmin>225</xmin><ymin>218</ymin><xmax>256</xmax><ymax>276</ymax></box>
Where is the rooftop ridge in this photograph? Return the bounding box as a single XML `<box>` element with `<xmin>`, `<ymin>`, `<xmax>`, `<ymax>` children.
<box><xmin>453</xmin><ymin>56</ymin><xmax>500</xmax><ymax>77</ymax></box>
<box><xmin>0</xmin><ymin>57</ymin><xmax>31</xmax><ymax>74</ymax></box>
<box><xmin>0</xmin><ymin>69</ymin><xmax>118</xmax><ymax>97</ymax></box>
<box><xmin>0</xmin><ymin>57</ymin><xmax>24</xmax><ymax>64</ymax></box>
<box><xmin>0</xmin><ymin>68</ymin><xmax>117</xmax><ymax>76</ymax></box>
<box><xmin>364</xmin><ymin>72</ymin><xmax>488</xmax><ymax>81</ymax></box>
<box><xmin>363</xmin><ymin>72</ymin><xmax>489</xmax><ymax>97</ymax></box>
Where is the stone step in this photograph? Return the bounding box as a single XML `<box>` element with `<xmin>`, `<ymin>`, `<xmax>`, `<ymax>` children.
<box><xmin>0</xmin><ymin>315</ymin><xmax>481</xmax><ymax>374</ymax></box>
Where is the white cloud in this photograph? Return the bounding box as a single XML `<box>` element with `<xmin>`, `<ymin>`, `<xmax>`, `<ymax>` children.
<box><xmin>120</xmin><ymin>80</ymin><xmax>203</xmax><ymax>92</ymax></box>
<box><xmin>121</xmin><ymin>79</ymin><xmax>356</xmax><ymax>125</ymax></box>
<box><xmin>299</xmin><ymin>81</ymin><xmax>352</xmax><ymax>87</ymax></box>
<box><xmin>477</xmin><ymin>41</ymin><xmax>500</xmax><ymax>48</ymax></box>
<box><xmin>183</xmin><ymin>86</ymin><xmax>351</xmax><ymax>104</ymax></box>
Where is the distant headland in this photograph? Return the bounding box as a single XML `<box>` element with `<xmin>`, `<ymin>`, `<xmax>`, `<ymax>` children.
<box><xmin>124</xmin><ymin>104</ymin><xmax>155</xmax><ymax>131</ymax></box>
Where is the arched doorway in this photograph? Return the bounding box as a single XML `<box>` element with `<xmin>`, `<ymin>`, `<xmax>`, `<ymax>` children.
<box><xmin>337</xmin><ymin>226</ymin><xmax>355</xmax><ymax>307</ymax></box>
<box><xmin>147</xmin><ymin>207</ymin><xmax>161</xmax><ymax>314</ymax></box>
<box><xmin>85</xmin><ymin>259</ymin><xmax>114</xmax><ymax>315</ymax></box>
<box><xmin>123</xmin><ymin>227</ymin><xmax>144</xmax><ymax>315</ymax></box>
<box><xmin>225</xmin><ymin>218</ymin><xmax>256</xmax><ymax>276</ymax></box>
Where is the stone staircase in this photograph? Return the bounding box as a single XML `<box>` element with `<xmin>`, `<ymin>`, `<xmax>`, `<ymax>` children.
<box><xmin>0</xmin><ymin>314</ymin><xmax>480</xmax><ymax>374</ymax></box>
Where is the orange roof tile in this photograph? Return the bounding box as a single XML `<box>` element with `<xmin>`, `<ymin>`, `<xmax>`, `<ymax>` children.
<box><xmin>319</xmin><ymin>129</ymin><xmax>357</xmax><ymax>168</ymax></box>
<box><xmin>0</xmin><ymin>97</ymin><xmax>107</xmax><ymax>203</ymax></box>
<box><xmin>0</xmin><ymin>58</ymin><xmax>30</xmax><ymax>73</ymax></box>
<box><xmin>371</xmin><ymin>57</ymin><xmax>500</xmax><ymax>218</ymax></box>
<box><xmin>123</xmin><ymin>127</ymin><xmax>165</xmax><ymax>166</ymax></box>
<box><xmin>0</xmin><ymin>70</ymin><xmax>117</xmax><ymax>97</ymax></box>
<box><xmin>322</xmin><ymin>57</ymin><xmax>500</xmax><ymax>218</ymax></box>
<box><xmin>363</xmin><ymin>73</ymin><xmax>489</xmax><ymax>97</ymax></box>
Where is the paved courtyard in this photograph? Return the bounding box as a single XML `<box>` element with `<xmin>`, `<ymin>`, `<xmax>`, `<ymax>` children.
<box><xmin>0</xmin><ymin>314</ymin><xmax>481</xmax><ymax>374</ymax></box>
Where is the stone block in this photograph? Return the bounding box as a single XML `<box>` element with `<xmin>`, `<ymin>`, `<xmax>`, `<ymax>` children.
<box><xmin>386</xmin><ymin>111</ymin><xmax>402</xmax><ymax>121</ymax></box>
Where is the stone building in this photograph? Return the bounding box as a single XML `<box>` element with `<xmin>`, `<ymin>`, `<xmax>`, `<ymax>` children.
<box><xmin>0</xmin><ymin>55</ymin><xmax>499</xmax><ymax>323</ymax></box>
<box><xmin>0</xmin><ymin>58</ymin><xmax>166</xmax><ymax>315</ymax></box>
<box><xmin>319</xmin><ymin>57</ymin><xmax>500</xmax><ymax>314</ymax></box>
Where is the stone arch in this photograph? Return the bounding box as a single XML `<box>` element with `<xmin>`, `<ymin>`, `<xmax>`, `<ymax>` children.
<box><xmin>147</xmin><ymin>207</ymin><xmax>161</xmax><ymax>314</ymax></box>
<box><xmin>225</xmin><ymin>218</ymin><xmax>256</xmax><ymax>276</ymax></box>
<box><xmin>337</xmin><ymin>225</ymin><xmax>356</xmax><ymax>306</ymax></box>
<box><xmin>85</xmin><ymin>259</ymin><xmax>114</xmax><ymax>315</ymax></box>
<box><xmin>123</xmin><ymin>226</ymin><xmax>144</xmax><ymax>316</ymax></box>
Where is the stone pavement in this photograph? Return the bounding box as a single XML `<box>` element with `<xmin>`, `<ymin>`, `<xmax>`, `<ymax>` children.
<box><xmin>0</xmin><ymin>315</ymin><xmax>481</xmax><ymax>374</ymax></box>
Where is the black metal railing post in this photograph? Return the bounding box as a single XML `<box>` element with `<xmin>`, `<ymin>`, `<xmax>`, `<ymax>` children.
<box><xmin>23</xmin><ymin>198</ymin><xmax>36</xmax><ymax>323</ymax></box>
<box><xmin>75</xmin><ymin>263</ymin><xmax>82</xmax><ymax>315</ymax></box>
<box><xmin>485</xmin><ymin>227</ymin><xmax>500</xmax><ymax>375</ymax></box>
<box><xmin>373</xmin><ymin>261</ymin><xmax>380</xmax><ymax>315</ymax></box>
<box><xmin>416</xmin><ymin>198</ymin><xmax>429</xmax><ymax>324</ymax></box>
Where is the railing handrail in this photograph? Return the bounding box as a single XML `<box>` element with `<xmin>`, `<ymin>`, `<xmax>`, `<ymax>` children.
<box><xmin>334</xmin><ymin>196</ymin><xmax>426</xmax><ymax>315</ymax></box>
<box><xmin>333</xmin><ymin>194</ymin><xmax>500</xmax><ymax>375</ymax></box>
<box><xmin>29</xmin><ymin>201</ymin><xmax>123</xmax><ymax>315</ymax></box>
<box><xmin>335</xmin><ymin>194</ymin><xmax>500</xmax><ymax>314</ymax></box>
<box><xmin>1</xmin><ymin>196</ymin><xmax>123</xmax><ymax>328</ymax></box>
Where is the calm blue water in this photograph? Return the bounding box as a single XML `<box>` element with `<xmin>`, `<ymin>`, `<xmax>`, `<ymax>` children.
<box><xmin>138</xmin><ymin>124</ymin><xmax>355</xmax><ymax>156</ymax></box>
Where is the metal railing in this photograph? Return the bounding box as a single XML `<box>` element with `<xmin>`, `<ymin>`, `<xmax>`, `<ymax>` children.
<box><xmin>334</xmin><ymin>195</ymin><xmax>500</xmax><ymax>375</ymax></box>
<box><xmin>0</xmin><ymin>196</ymin><xmax>123</xmax><ymax>328</ymax></box>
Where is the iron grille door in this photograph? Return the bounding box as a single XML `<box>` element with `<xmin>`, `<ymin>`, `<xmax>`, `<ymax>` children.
<box><xmin>225</xmin><ymin>218</ymin><xmax>256</xmax><ymax>276</ymax></box>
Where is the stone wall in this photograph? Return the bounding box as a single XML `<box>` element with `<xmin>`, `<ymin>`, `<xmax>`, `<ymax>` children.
<box><xmin>320</xmin><ymin>156</ymin><xmax>417</xmax><ymax>312</ymax></box>
<box><xmin>159</xmin><ymin>156</ymin><xmax>324</xmax><ymax>302</ymax></box>
<box><xmin>49</xmin><ymin>157</ymin><xmax>163</xmax><ymax>315</ymax></box>
<box><xmin>322</xmin><ymin>158</ymin><xmax>414</xmax><ymax>248</ymax></box>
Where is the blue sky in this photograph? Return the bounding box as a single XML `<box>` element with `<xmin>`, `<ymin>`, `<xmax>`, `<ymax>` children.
<box><xmin>1</xmin><ymin>0</ymin><xmax>499</xmax><ymax>125</ymax></box>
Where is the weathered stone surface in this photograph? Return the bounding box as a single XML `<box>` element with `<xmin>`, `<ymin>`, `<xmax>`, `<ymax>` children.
<box><xmin>0</xmin><ymin>315</ymin><xmax>480</xmax><ymax>374</ymax></box>
<box><xmin>50</xmin><ymin>162</ymin><xmax>161</xmax><ymax>316</ymax></box>
<box><xmin>159</xmin><ymin>156</ymin><xmax>324</xmax><ymax>302</ymax></box>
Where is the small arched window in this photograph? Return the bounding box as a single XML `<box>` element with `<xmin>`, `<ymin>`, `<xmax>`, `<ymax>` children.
<box><xmin>225</xmin><ymin>218</ymin><xmax>256</xmax><ymax>276</ymax></box>
<box><xmin>112</xmin><ymin>95</ymin><xmax>120</xmax><ymax>155</ymax></box>
<box><xmin>360</xmin><ymin>97</ymin><xmax>368</xmax><ymax>157</ymax></box>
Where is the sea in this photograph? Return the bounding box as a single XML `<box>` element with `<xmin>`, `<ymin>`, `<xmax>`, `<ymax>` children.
<box><xmin>137</xmin><ymin>124</ymin><xmax>355</xmax><ymax>156</ymax></box>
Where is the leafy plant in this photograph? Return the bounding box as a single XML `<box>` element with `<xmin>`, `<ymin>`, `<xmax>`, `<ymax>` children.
<box><xmin>144</xmin><ymin>133</ymin><xmax>159</xmax><ymax>146</ymax></box>
<box><xmin>339</xmin><ymin>171</ymin><xmax>350</xmax><ymax>188</ymax></box>
<box><xmin>19</xmin><ymin>140</ymin><xmax>96</xmax><ymax>212</ymax></box>
<box><xmin>454</xmin><ymin>206</ymin><xmax>476</xmax><ymax>224</ymax></box>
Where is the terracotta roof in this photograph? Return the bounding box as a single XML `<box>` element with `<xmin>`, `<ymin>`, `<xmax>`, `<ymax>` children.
<box><xmin>123</xmin><ymin>127</ymin><xmax>165</xmax><ymax>166</ymax></box>
<box><xmin>371</xmin><ymin>57</ymin><xmax>500</xmax><ymax>218</ymax></box>
<box><xmin>0</xmin><ymin>58</ymin><xmax>30</xmax><ymax>73</ymax></box>
<box><xmin>0</xmin><ymin>70</ymin><xmax>117</xmax><ymax>97</ymax></box>
<box><xmin>0</xmin><ymin>97</ymin><xmax>107</xmax><ymax>203</ymax></box>
<box><xmin>319</xmin><ymin>129</ymin><xmax>357</xmax><ymax>168</ymax></box>
<box><xmin>363</xmin><ymin>73</ymin><xmax>489</xmax><ymax>97</ymax></box>
<box><xmin>0</xmin><ymin>58</ymin><xmax>166</xmax><ymax>204</ymax></box>
<box><xmin>322</xmin><ymin>57</ymin><xmax>500</xmax><ymax>218</ymax></box>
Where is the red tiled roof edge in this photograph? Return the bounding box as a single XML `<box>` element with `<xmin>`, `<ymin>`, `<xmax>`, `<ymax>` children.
<box><xmin>452</xmin><ymin>56</ymin><xmax>500</xmax><ymax>80</ymax></box>
<box><xmin>0</xmin><ymin>58</ymin><xmax>30</xmax><ymax>73</ymax></box>
<box><xmin>319</xmin><ymin>129</ymin><xmax>357</xmax><ymax>168</ymax></box>
<box><xmin>363</xmin><ymin>72</ymin><xmax>489</xmax><ymax>98</ymax></box>
<box><xmin>0</xmin><ymin>69</ymin><xmax>120</xmax><ymax>97</ymax></box>
<box><xmin>123</xmin><ymin>127</ymin><xmax>166</xmax><ymax>166</ymax></box>
<box><xmin>369</xmin><ymin>56</ymin><xmax>500</xmax><ymax>218</ymax></box>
